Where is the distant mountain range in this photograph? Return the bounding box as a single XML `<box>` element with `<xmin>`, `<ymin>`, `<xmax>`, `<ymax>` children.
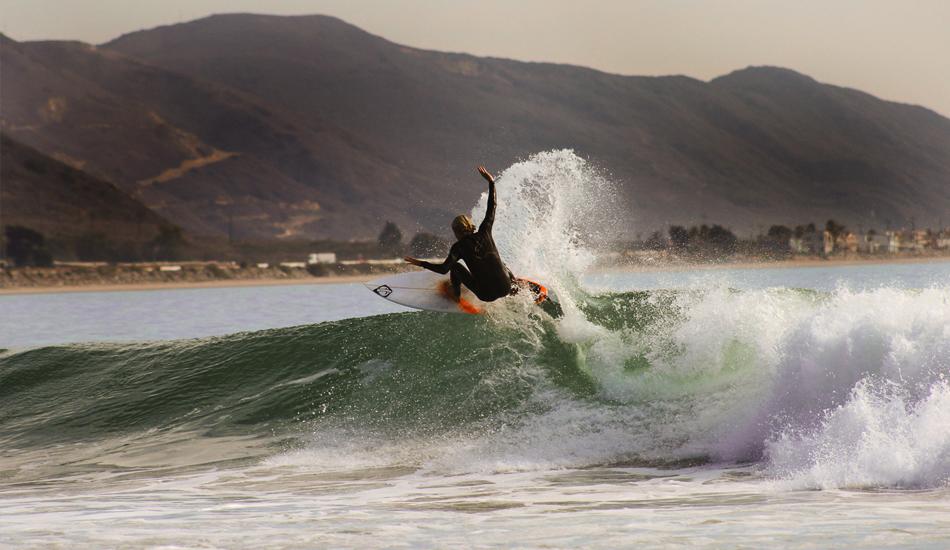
<box><xmin>3</xmin><ymin>13</ymin><xmax>949</xmax><ymax>241</ymax></box>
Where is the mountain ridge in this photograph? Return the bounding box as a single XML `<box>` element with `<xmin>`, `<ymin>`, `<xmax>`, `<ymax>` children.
<box><xmin>3</xmin><ymin>14</ymin><xmax>948</xmax><ymax>241</ymax></box>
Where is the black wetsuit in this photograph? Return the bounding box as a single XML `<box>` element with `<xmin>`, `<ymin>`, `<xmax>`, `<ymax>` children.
<box><xmin>419</xmin><ymin>178</ymin><xmax>515</xmax><ymax>302</ymax></box>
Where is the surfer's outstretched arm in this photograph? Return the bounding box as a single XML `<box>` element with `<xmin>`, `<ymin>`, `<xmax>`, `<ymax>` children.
<box><xmin>477</xmin><ymin>166</ymin><xmax>496</xmax><ymax>233</ymax></box>
<box><xmin>405</xmin><ymin>243</ymin><xmax>461</xmax><ymax>275</ymax></box>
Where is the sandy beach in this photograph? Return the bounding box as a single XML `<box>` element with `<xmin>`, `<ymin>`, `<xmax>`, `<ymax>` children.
<box><xmin>2</xmin><ymin>254</ymin><xmax>948</xmax><ymax>296</ymax></box>
<box><xmin>0</xmin><ymin>273</ymin><xmax>382</xmax><ymax>295</ymax></box>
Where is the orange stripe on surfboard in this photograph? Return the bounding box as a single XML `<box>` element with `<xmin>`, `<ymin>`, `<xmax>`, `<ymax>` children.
<box><xmin>439</xmin><ymin>281</ymin><xmax>482</xmax><ymax>314</ymax></box>
<box><xmin>456</xmin><ymin>298</ymin><xmax>481</xmax><ymax>314</ymax></box>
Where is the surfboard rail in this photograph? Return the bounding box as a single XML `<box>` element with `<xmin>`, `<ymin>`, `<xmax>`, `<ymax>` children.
<box><xmin>365</xmin><ymin>271</ymin><xmax>554</xmax><ymax>314</ymax></box>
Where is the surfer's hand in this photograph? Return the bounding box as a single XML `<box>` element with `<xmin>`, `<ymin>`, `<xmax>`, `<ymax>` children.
<box><xmin>477</xmin><ymin>166</ymin><xmax>494</xmax><ymax>183</ymax></box>
<box><xmin>404</xmin><ymin>256</ymin><xmax>423</xmax><ymax>266</ymax></box>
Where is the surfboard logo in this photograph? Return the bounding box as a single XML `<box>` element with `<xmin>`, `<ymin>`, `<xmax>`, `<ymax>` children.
<box><xmin>373</xmin><ymin>285</ymin><xmax>393</xmax><ymax>298</ymax></box>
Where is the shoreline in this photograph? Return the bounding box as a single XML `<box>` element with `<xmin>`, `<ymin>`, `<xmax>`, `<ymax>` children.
<box><xmin>2</xmin><ymin>255</ymin><xmax>947</xmax><ymax>296</ymax></box>
<box><xmin>0</xmin><ymin>273</ymin><xmax>381</xmax><ymax>295</ymax></box>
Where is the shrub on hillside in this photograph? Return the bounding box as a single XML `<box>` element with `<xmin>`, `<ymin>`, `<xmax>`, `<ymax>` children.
<box><xmin>306</xmin><ymin>263</ymin><xmax>329</xmax><ymax>277</ymax></box>
<box><xmin>4</xmin><ymin>225</ymin><xmax>54</xmax><ymax>267</ymax></box>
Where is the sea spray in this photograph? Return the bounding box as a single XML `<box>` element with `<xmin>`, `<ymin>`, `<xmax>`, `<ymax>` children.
<box><xmin>468</xmin><ymin>149</ymin><xmax>624</xmax><ymax>369</ymax></box>
<box><xmin>470</xmin><ymin>149</ymin><xmax>621</xmax><ymax>289</ymax></box>
<box><xmin>451</xmin><ymin>151</ymin><xmax>950</xmax><ymax>476</ymax></box>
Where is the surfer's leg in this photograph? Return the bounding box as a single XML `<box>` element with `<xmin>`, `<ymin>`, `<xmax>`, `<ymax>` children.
<box><xmin>450</xmin><ymin>264</ymin><xmax>477</xmax><ymax>301</ymax></box>
<box><xmin>507</xmin><ymin>269</ymin><xmax>520</xmax><ymax>296</ymax></box>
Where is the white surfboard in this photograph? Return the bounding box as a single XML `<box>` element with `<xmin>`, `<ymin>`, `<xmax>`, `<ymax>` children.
<box><xmin>364</xmin><ymin>271</ymin><xmax>553</xmax><ymax>314</ymax></box>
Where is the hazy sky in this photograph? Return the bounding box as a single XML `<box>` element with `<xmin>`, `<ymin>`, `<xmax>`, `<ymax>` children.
<box><xmin>3</xmin><ymin>0</ymin><xmax>949</xmax><ymax>117</ymax></box>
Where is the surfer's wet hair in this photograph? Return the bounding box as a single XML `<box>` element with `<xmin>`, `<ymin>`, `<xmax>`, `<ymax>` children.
<box><xmin>452</xmin><ymin>215</ymin><xmax>476</xmax><ymax>237</ymax></box>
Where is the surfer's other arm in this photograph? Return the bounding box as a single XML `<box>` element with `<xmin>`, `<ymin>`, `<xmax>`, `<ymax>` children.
<box><xmin>477</xmin><ymin>166</ymin><xmax>496</xmax><ymax>233</ymax></box>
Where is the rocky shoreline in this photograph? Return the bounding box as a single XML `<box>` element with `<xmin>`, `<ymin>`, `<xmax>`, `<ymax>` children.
<box><xmin>2</xmin><ymin>252</ymin><xmax>948</xmax><ymax>293</ymax></box>
<box><xmin>0</xmin><ymin>262</ymin><xmax>406</xmax><ymax>292</ymax></box>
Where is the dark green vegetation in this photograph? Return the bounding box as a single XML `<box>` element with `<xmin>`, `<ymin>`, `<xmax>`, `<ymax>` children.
<box><xmin>664</xmin><ymin>224</ymin><xmax>740</xmax><ymax>258</ymax></box>
<box><xmin>3</xmin><ymin>226</ymin><xmax>52</xmax><ymax>267</ymax></box>
<box><xmin>3</xmin><ymin>15</ymin><xmax>950</xmax><ymax>243</ymax></box>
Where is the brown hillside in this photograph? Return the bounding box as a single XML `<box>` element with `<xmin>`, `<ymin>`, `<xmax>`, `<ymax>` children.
<box><xmin>0</xmin><ymin>133</ymin><xmax>165</xmax><ymax>238</ymax></box>
<box><xmin>1</xmin><ymin>33</ymin><xmax>438</xmax><ymax>239</ymax></box>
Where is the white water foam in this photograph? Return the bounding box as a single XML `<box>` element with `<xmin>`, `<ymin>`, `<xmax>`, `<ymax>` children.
<box><xmin>489</xmin><ymin>283</ymin><xmax>950</xmax><ymax>482</ymax></box>
<box><xmin>766</xmin><ymin>378</ymin><xmax>950</xmax><ymax>490</ymax></box>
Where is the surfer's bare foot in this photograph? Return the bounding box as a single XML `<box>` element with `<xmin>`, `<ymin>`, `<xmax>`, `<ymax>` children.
<box><xmin>439</xmin><ymin>281</ymin><xmax>461</xmax><ymax>302</ymax></box>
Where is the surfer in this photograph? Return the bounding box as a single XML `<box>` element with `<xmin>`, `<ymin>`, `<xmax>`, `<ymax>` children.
<box><xmin>405</xmin><ymin>166</ymin><xmax>520</xmax><ymax>303</ymax></box>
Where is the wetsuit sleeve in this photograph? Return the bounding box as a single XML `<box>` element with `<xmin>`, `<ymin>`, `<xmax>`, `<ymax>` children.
<box><xmin>419</xmin><ymin>243</ymin><xmax>462</xmax><ymax>275</ymax></box>
<box><xmin>479</xmin><ymin>178</ymin><xmax>496</xmax><ymax>233</ymax></box>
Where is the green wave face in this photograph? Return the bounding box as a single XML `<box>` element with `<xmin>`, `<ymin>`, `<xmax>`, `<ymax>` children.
<box><xmin>0</xmin><ymin>307</ymin><xmax>592</xmax><ymax>446</ymax></box>
<box><xmin>0</xmin><ymin>283</ymin><xmax>807</xmax><ymax>464</ymax></box>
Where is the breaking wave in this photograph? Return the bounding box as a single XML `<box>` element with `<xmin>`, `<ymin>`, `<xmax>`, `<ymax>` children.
<box><xmin>3</xmin><ymin>151</ymin><xmax>948</xmax><ymax>492</ymax></box>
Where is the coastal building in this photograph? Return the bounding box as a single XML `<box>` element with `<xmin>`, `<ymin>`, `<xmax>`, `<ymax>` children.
<box><xmin>883</xmin><ymin>230</ymin><xmax>949</xmax><ymax>252</ymax></box>
<box><xmin>789</xmin><ymin>231</ymin><xmax>914</xmax><ymax>255</ymax></box>
<box><xmin>937</xmin><ymin>230</ymin><xmax>950</xmax><ymax>249</ymax></box>
<box><xmin>839</xmin><ymin>232</ymin><xmax>858</xmax><ymax>253</ymax></box>
<box><xmin>821</xmin><ymin>230</ymin><xmax>857</xmax><ymax>254</ymax></box>
<box><xmin>888</xmin><ymin>231</ymin><xmax>921</xmax><ymax>252</ymax></box>
<box><xmin>789</xmin><ymin>231</ymin><xmax>823</xmax><ymax>254</ymax></box>
<box><xmin>308</xmin><ymin>252</ymin><xmax>337</xmax><ymax>264</ymax></box>
<box><xmin>860</xmin><ymin>234</ymin><xmax>889</xmax><ymax>253</ymax></box>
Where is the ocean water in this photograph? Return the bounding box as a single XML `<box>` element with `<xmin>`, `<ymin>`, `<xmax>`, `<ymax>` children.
<box><xmin>0</xmin><ymin>281</ymin><xmax>411</xmax><ymax>347</ymax></box>
<box><xmin>2</xmin><ymin>151</ymin><xmax>950</xmax><ymax>549</ymax></box>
